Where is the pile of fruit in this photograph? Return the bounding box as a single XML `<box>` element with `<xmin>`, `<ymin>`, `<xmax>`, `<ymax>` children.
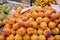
<box><xmin>0</xmin><ymin>6</ymin><xmax>60</xmax><ymax>40</ymax></box>
<box><xmin>35</xmin><ymin>0</ymin><xmax>57</xmax><ymax>7</ymax></box>
<box><xmin>0</xmin><ymin>4</ymin><xmax>10</xmax><ymax>27</ymax></box>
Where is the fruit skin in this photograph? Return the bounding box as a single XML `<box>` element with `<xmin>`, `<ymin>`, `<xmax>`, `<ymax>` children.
<box><xmin>31</xmin><ymin>11</ymin><xmax>39</xmax><ymax>19</ymax></box>
<box><xmin>38</xmin><ymin>12</ymin><xmax>44</xmax><ymax>17</ymax></box>
<box><xmin>56</xmin><ymin>13</ymin><xmax>60</xmax><ymax>18</ymax></box>
<box><xmin>4</xmin><ymin>24</ymin><xmax>11</xmax><ymax>28</ymax></box>
<box><xmin>39</xmin><ymin>35</ymin><xmax>46</xmax><ymax>40</ymax></box>
<box><xmin>15</xmin><ymin>35</ymin><xmax>22</xmax><ymax>40</ymax></box>
<box><xmin>51</xmin><ymin>28</ymin><xmax>59</xmax><ymax>35</ymax></box>
<box><xmin>55</xmin><ymin>35</ymin><xmax>60</xmax><ymax>40</ymax></box>
<box><xmin>40</xmin><ymin>22</ymin><xmax>47</xmax><ymax>30</ymax></box>
<box><xmin>12</xmin><ymin>23</ymin><xmax>19</xmax><ymax>30</ymax></box>
<box><xmin>48</xmin><ymin>22</ymin><xmax>56</xmax><ymax>29</ymax></box>
<box><xmin>38</xmin><ymin>29</ymin><xmax>43</xmax><ymax>35</ymax></box>
<box><xmin>6</xmin><ymin>34</ymin><xmax>14</xmax><ymax>40</ymax></box>
<box><xmin>53</xmin><ymin>19</ymin><xmax>59</xmax><ymax>24</ymax></box>
<box><xmin>16</xmin><ymin>27</ymin><xmax>26</xmax><ymax>36</ymax></box>
<box><xmin>27</xmin><ymin>28</ymin><xmax>37</xmax><ymax>35</ymax></box>
<box><xmin>0</xmin><ymin>35</ymin><xmax>5</xmax><ymax>40</ymax></box>
<box><xmin>32</xmin><ymin>21</ymin><xmax>38</xmax><ymax>28</ymax></box>
<box><xmin>42</xmin><ymin>17</ymin><xmax>50</xmax><ymax>23</ymax></box>
<box><xmin>31</xmin><ymin>35</ymin><xmax>38</xmax><ymax>40</ymax></box>
<box><xmin>36</xmin><ymin>17</ymin><xmax>43</xmax><ymax>24</ymax></box>
<box><xmin>57</xmin><ymin>24</ymin><xmax>60</xmax><ymax>29</ymax></box>
<box><xmin>44</xmin><ymin>29</ymin><xmax>51</xmax><ymax>37</ymax></box>
<box><xmin>23</xmin><ymin>34</ymin><xmax>30</xmax><ymax>40</ymax></box>
<box><xmin>2</xmin><ymin>28</ymin><xmax>11</xmax><ymax>36</ymax></box>
<box><xmin>47</xmin><ymin>36</ymin><xmax>55</xmax><ymax>40</ymax></box>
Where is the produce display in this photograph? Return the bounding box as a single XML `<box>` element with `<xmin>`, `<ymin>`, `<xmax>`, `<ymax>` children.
<box><xmin>35</xmin><ymin>0</ymin><xmax>57</xmax><ymax>7</ymax></box>
<box><xmin>0</xmin><ymin>4</ymin><xmax>10</xmax><ymax>27</ymax></box>
<box><xmin>0</xmin><ymin>5</ymin><xmax>60</xmax><ymax>40</ymax></box>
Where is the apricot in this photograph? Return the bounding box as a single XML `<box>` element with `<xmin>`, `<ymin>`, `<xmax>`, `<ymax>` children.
<box><xmin>2</xmin><ymin>28</ymin><xmax>11</xmax><ymax>36</ymax></box>
<box><xmin>39</xmin><ymin>35</ymin><xmax>46</xmax><ymax>40</ymax></box>
<box><xmin>31</xmin><ymin>35</ymin><xmax>38</xmax><ymax>40</ymax></box>
<box><xmin>38</xmin><ymin>29</ymin><xmax>43</xmax><ymax>35</ymax></box>
<box><xmin>51</xmin><ymin>28</ymin><xmax>59</xmax><ymax>35</ymax></box>
<box><xmin>40</xmin><ymin>22</ymin><xmax>47</xmax><ymax>30</ymax></box>
<box><xmin>29</xmin><ymin>17</ymin><xmax>34</xmax><ymax>21</ymax></box>
<box><xmin>6</xmin><ymin>34</ymin><xmax>14</xmax><ymax>40</ymax></box>
<box><xmin>32</xmin><ymin>21</ymin><xmax>38</xmax><ymax>28</ymax></box>
<box><xmin>16</xmin><ymin>27</ymin><xmax>26</xmax><ymax>36</ymax></box>
<box><xmin>57</xmin><ymin>24</ymin><xmax>60</xmax><ymax>29</ymax></box>
<box><xmin>47</xmin><ymin>36</ymin><xmax>55</xmax><ymax>40</ymax></box>
<box><xmin>56</xmin><ymin>13</ymin><xmax>60</xmax><ymax>18</ymax></box>
<box><xmin>11</xmin><ymin>28</ymin><xmax>16</xmax><ymax>35</ymax></box>
<box><xmin>36</xmin><ymin>17</ymin><xmax>43</xmax><ymax>24</ymax></box>
<box><xmin>23</xmin><ymin>34</ymin><xmax>30</xmax><ymax>40</ymax></box>
<box><xmin>44</xmin><ymin>29</ymin><xmax>51</xmax><ymax>37</ymax></box>
<box><xmin>15</xmin><ymin>18</ymin><xmax>22</xmax><ymax>22</ymax></box>
<box><xmin>53</xmin><ymin>19</ymin><xmax>59</xmax><ymax>24</ymax></box>
<box><xmin>4</xmin><ymin>24</ymin><xmax>11</xmax><ymax>28</ymax></box>
<box><xmin>32</xmin><ymin>11</ymin><xmax>39</xmax><ymax>19</ymax></box>
<box><xmin>59</xmin><ymin>18</ymin><xmax>60</xmax><ymax>22</ymax></box>
<box><xmin>50</xmin><ymin>13</ymin><xmax>57</xmax><ymax>20</ymax></box>
<box><xmin>30</xmin><ymin>8</ymin><xmax>36</xmax><ymax>13</ymax></box>
<box><xmin>12</xmin><ymin>23</ymin><xmax>19</xmax><ymax>30</ymax></box>
<box><xmin>0</xmin><ymin>35</ymin><xmax>5</xmax><ymax>40</ymax></box>
<box><xmin>48</xmin><ymin>22</ymin><xmax>56</xmax><ymax>29</ymax></box>
<box><xmin>38</xmin><ymin>12</ymin><xmax>44</xmax><ymax>17</ymax></box>
<box><xmin>54</xmin><ymin>35</ymin><xmax>60</xmax><ymax>40</ymax></box>
<box><xmin>7</xmin><ymin>15</ymin><xmax>14</xmax><ymax>19</ymax></box>
<box><xmin>42</xmin><ymin>17</ymin><xmax>50</xmax><ymax>23</ymax></box>
<box><xmin>15</xmin><ymin>35</ymin><xmax>22</xmax><ymax>40</ymax></box>
<box><xmin>27</xmin><ymin>28</ymin><xmax>37</xmax><ymax>35</ymax></box>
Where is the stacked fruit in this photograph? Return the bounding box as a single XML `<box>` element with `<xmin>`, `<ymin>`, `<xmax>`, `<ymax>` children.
<box><xmin>0</xmin><ymin>6</ymin><xmax>60</xmax><ymax>40</ymax></box>
<box><xmin>35</xmin><ymin>0</ymin><xmax>57</xmax><ymax>7</ymax></box>
<box><xmin>0</xmin><ymin>4</ymin><xmax>10</xmax><ymax>27</ymax></box>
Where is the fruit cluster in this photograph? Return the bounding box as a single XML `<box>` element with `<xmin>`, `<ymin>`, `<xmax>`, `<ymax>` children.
<box><xmin>35</xmin><ymin>0</ymin><xmax>57</xmax><ymax>7</ymax></box>
<box><xmin>0</xmin><ymin>6</ymin><xmax>60</xmax><ymax>40</ymax></box>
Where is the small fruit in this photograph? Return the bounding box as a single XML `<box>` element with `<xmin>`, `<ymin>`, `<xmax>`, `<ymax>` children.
<box><xmin>2</xmin><ymin>28</ymin><xmax>11</xmax><ymax>36</ymax></box>
<box><xmin>15</xmin><ymin>35</ymin><xmax>22</xmax><ymax>40</ymax></box>
<box><xmin>29</xmin><ymin>17</ymin><xmax>34</xmax><ymax>21</ymax></box>
<box><xmin>0</xmin><ymin>35</ymin><xmax>5</xmax><ymax>40</ymax></box>
<box><xmin>39</xmin><ymin>35</ymin><xmax>46</xmax><ymax>40</ymax></box>
<box><xmin>4</xmin><ymin>24</ymin><xmax>11</xmax><ymax>28</ymax></box>
<box><xmin>38</xmin><ymin>29</ymin><xmax>43</xmax><ymax>35</ymax></box>
<box><xmin>48</xmin><ymin>22</ymin><xmax>56</xmax><ymax>29</ymax></box>
<box><xmin>40</xmin><ymin>22</ymin><xmax>47</xmax><ymax>29</ymax></box>
<box><xmin>44</xmin><ymin>29</ymin><xmax>51</xmax><ymax>37</ymax></box>
<box><xmin>31</xmin><ymin>35</ymin><xmax>38</xmax><ymax>40</ymax></box>
<box><xmin>57</xmin><ymin>24</ymin><xmax>60</xmax><ymax>29</ymax></box>
<box><xmin>38</xmin><ymin>12</ymin><xmax>44</xmax><ymax>17</ymax></box>
<box><xmin>55</xmin><ymin>35</ymin><xmax>60</xmax><ymax>40</ymax></box>
<box><xmin>52</xmin><ymin>28</ymin><xmax>59</xmax><ymax>35</ymax></box>
<box><xmin>16</xmin><ymin>27</ymin><xmax>26</xmax><ymax>36</ymax></box>
<box><xmin>53</xmin><ymin>19</ymin><xmax>59</xmax><ymax>24</ymax></box>
<box><xmin>42</xmin><ymin>17</ymin><xmax>50</xmax><ymax>23</ymax></box>
<box><xmin>47</xmin><ymin>36</ymin><xmax>55</xmax><ymax>40</ymax></box>
<box><xmin>6</xmin><ymin>34</ymin><xmax>14</xmax><ymax>40</ymax></box>
<box><xmin>27</xmin><ymin>28</ymin><xmax>37</xmax><ymax>35</ymax></box>
<box><xmin>36</xmin><ymin>17</ymin><xmax>43</xmax><ymax>24</ymax></box>
<box><xmin>23</xmin><ymin>34</ymin><xmax>30</xmax><ymax>40</ymax></box>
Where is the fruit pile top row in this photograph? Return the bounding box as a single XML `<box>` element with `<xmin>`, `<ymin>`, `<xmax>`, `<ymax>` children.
<box><xmin>0</xmin><ymin>5</ymin><xmax>60</xmax><ymax>40</ymax></box>
<box><xmin>35</xmin><ymin>0</ymin><xmax>57</xmax><ymax>7</ymax></box>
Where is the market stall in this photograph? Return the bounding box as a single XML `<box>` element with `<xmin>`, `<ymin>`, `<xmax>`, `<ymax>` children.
<box><xmin>0</xmin><ymin>0</ymin><xmax>60</xmax><ymax>40</ymax></box>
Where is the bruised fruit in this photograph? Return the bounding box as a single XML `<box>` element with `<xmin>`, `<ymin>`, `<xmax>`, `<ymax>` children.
<box><xmin>15</xmin><ymin>35</ymin><xmax>22</xmax><ymax>40</ymax></box>
<box><xmin>38</xmin><ymin>29</ymin><xmax>43</xmax><ymax>35</ymax></box>
<box><xmin>52</xmin><ymin>28</ymin><xmax>59</xmax><ymax>35</ymax></box>
<box><xmin>6</xmin><ymin>34</ymin><xmax>14</xmax><ymax>40</ymax></box>
<box><xmin>27</xmin><ymin>28</ymin><xmax>37</xmax><ymax>35</ymax></box>
<box><xmin>36</xmin><ymin>17</ymin><xmax>43</xmax><ymax>24</ymax></box>
<box><xmin>42</xmin><ymin>17</ymin><xmax>50</xmax><ymax>23</ymax></box>
<box><xmin>44</xmin><ymin>29</ymin><xmax>51</xmax><ymax>37</ymax></box>
<box><xmin>48</xmin><ymin>22</ymin><xmax>56</xmax><ymax>29</ymax></box>
<box><xmin>2</xmin><ymin>28</ymin><xmax>11</xmax><ymax>36</ymax></box>
<box><xmin>31</xmin><ymin>35</ymin><xmax>38</xmax><ymax>40</ymax></box>
<box><xmin>47</xmin><ymin>36</ymin><xmax>55</xmax><ymax>40</ymax></box>
<box><xmin>16</xmin><ymin>27</ymin><xmax>26</xmax><ymax>36</ymax></box>
<box><xmin>39</xmin><ymin>35</ymin><xmax>46</xmax><ymax>40</ymax></box>
<box><xmin>55</xmin><ymin>35</ymin><xmax>60</xmax><ymax>40</ymax></box>
<box><xmin>23</xmin><ymin>34</ymin><xmax>30</xmax><ymax>40</ymax></box>
<box><xmin>40</xmin><ymin>22</ymin><xmax>47</xmax><ymax>29</ymax></box>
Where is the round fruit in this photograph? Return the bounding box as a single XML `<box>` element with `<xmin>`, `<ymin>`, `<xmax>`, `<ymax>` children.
<box><xmin>57</xmin><ymin>24</ymin><xmax>60</xmax><ymax>29</ymax></box>
<box><xmin>38</xmin><ymin>29</ymin><xmax>43</xmax><ymax>35</ymax></box>
<box><xmin>55</xmin><ymin>35</ymin><xmax>60</xmax><ymax>40</ymax></box>
<box><xmin>48</xmin><ymin>22</ymin><xmax>56</xmax><ymax>29</ymax></box>
<box><xmin>38</xmin><ymin>12</ymin><xmax>44</xmax><ymax>17</ymax></box>
<box><xmin>47</xmin><ymin>36</ymin><xmax>55</xmax><ymax>40</ymax></box>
